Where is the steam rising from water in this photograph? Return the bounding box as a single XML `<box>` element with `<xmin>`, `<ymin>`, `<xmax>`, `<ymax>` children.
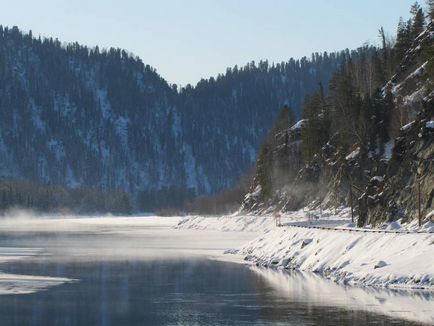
<box><xmin>0</xmin><ymin>211</ymin><xmax>255</xmax><ymax>261</ymax></box>
<box><xmin>0</xmin><ymin>212</ymin><xmax>256</xmax><ymax>294</ymax></box>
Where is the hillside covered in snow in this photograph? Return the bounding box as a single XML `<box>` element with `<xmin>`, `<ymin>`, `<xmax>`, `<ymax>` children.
<box><xmin>0</xmin><ymin>26</ymin><xmax>353</xmax><ymax>210</ymax></box>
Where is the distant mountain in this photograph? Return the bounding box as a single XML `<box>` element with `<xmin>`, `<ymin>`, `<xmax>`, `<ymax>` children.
<box><xmin>0</xmin><ymin>25</ymin><xmax>351</xmax><ymax>210</ymax></box>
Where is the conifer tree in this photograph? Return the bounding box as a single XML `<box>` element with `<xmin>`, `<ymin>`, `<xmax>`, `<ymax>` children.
<box><xmin>255</xmin><ymin>106</ymin><xmax>296</xmax><ymax>200</ymax></box>
<box><xmin>394</xmin><ymin>18</ymin><xmax>412</xmax><ymax>66</ymax></box>
<box><xmin>378</xmin><ymin>27</ymin><xmax>388</xmax><ymax>66</ymax></box>
<box><xmin>301</xmin><ymin>93</ymin><xmax>328</xmax><ymax>161</ymax></box>
<box><xmin>410</xmin><ymin>2</ymin><xmax>425</xmax><ymax>38</ymax></box>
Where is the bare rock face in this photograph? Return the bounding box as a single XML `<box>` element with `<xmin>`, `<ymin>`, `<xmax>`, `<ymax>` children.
<box><xmin>364</xmin><ymin>102</ymin><xmax>434</xmax><ymax>225</ymax></box>
<box><xmin>240</xmin><ymin>119</ymin><xmax>305</xmax><ymax>214</ymax></box>
<box><xmin>241</xmin><ymin>121</ymin><xmax>379</xmax><ymax>215</ymax></box>
<box><xmin>383</xmin><ymin>21</ymin><xmax>434</xmax><ymax>126</ymax></box>
<box><xmin>361</xmin><ymin>20</ymin><xmax>434</xmax><ymax>225</ymax></box>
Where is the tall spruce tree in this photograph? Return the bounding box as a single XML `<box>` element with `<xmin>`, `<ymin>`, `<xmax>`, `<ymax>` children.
<box><xmin>410</xmin><ymin>2</ymin><xmax>426</xmax><ymax>38</ymax></box>
<box><xmin>301</xmin><ymin>92</ymin><xmax>330</xmax><ymax>161</ymax></box>
<box><xmin>394</xmin><ymin>18</ymin><xmax>412</xmax><ymax>65</ymax></box>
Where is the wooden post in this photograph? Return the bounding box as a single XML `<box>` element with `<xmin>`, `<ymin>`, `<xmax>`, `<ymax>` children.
<box><xmin>418</xmin><ymin>178</ymin><xmax>421</xmax><ymax>227</ymax></box>
<box><xmin>275</xmin><ymin>213</ymin><xmax>281</xmax><ymax>227</ymax></box>
<box><xmin>350</xmin><ymin>185</ymin><xmax>354</xmax><ymax>223</ymax></box>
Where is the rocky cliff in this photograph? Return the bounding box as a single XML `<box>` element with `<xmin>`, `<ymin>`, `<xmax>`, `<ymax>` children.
<box><xmin>241</xmin><ymin>22</ymin><xmax>434</xmax><ymax>225</ymax></box>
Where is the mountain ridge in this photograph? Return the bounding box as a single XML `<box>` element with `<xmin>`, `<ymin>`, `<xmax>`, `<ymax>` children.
<box><xmin>0</xmin><ymin>25</ymin><xmax>353</xmax><ymax>210</ymax></box>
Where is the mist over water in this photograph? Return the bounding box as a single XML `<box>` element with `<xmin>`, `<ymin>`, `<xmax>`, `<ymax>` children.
<box><xmin>0</xmin><ymin>213</ymin><xmax>254</xmax><ymax>297</ymax></box>
<box><xmin>0</xmin><ymin>213</ymin><xmax>254</xmax><ymax>261</ymax></box>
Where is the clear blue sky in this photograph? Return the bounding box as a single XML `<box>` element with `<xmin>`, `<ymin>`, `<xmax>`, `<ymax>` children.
<box><xmin>0</xmin><ymin>0</ymin><xmax>420</xmax><ymax>86</ymax></box>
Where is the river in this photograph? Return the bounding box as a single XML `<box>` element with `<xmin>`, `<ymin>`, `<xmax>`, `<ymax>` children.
<box><xmin>0</xmin><ymin>216</ymin><xmax>432</xmax><ymax>325</ymax></box>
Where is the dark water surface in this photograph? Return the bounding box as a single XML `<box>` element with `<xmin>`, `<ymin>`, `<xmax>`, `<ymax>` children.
<box><xmin>0</xmin><ymin>258</ymin><xmax>429</xmax><ymax>326</ymax></box>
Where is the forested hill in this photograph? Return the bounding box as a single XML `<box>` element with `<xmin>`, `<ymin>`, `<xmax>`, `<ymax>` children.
<box><xmin>0</xmin><ymin>25</ymin><xmax>352</xmax><ymax>210</ymax></box>
<box><xmin>241</xmin><ymin>2</ymin><xmax>434</xmax><ymax>225</ymax></box>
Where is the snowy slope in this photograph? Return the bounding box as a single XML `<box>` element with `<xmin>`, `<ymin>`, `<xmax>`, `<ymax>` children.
<box><xmin>177</xmin><ymin>209</ymin><xmax>434</xmax><ymax>290</ymax></box>
<box><xmin>239</xmin><ymin>225</ymin><xmax>434</xmax><ymax>289</ymax></box>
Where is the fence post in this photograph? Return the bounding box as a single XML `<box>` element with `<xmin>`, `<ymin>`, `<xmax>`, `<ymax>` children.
<box><xmin>418</xmin><ymin>178</ymin><xmax>421</xmax><ymax>227</ymax></box>
<box><xmin>350</xmin><ymin>185</ymin><xmax>354</xmax><ymax>223</ymax></box>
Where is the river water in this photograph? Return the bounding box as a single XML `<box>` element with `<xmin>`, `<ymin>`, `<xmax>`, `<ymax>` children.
<box><xmin>0</xmin><ymin>216</ymin><xmax>432</xmax><ymax>325</ymax></box>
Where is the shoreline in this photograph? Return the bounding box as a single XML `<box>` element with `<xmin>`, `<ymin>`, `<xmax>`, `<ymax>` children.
<box><xmin>177</xmin><ymin>210</ymin><xmax>434</xmax><ymax>291</ymax></box>
<box><xmin>1</xmin><ymin>213</ymin><xmax>432</xmax><ymax>293</ymax></box>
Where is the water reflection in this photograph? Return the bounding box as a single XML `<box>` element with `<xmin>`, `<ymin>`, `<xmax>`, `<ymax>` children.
<box><xmin>251</xmin><ymin>267</ymin><xmax>434</xmax><ymax>325</ymax></box>
<box><xmin>0</xmin><ymin>258</ymin><xmax>429</xmax><ymax>325</ymax></box>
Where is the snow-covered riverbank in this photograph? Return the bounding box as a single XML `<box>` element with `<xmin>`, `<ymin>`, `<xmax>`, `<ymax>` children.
<box><xmin>2</xmin><ymin>212</ymin><xmax>433</xmax><ymax>295</ymax></box>
<box><xmin>177</xmin><ymin>208</ymin><xmax>434</xmax><ymax>290</ymax></box>
<box><xmin>238</xmin><ymin>226</ymin><xmax>434</xmax><ymax>289</ymax></box>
